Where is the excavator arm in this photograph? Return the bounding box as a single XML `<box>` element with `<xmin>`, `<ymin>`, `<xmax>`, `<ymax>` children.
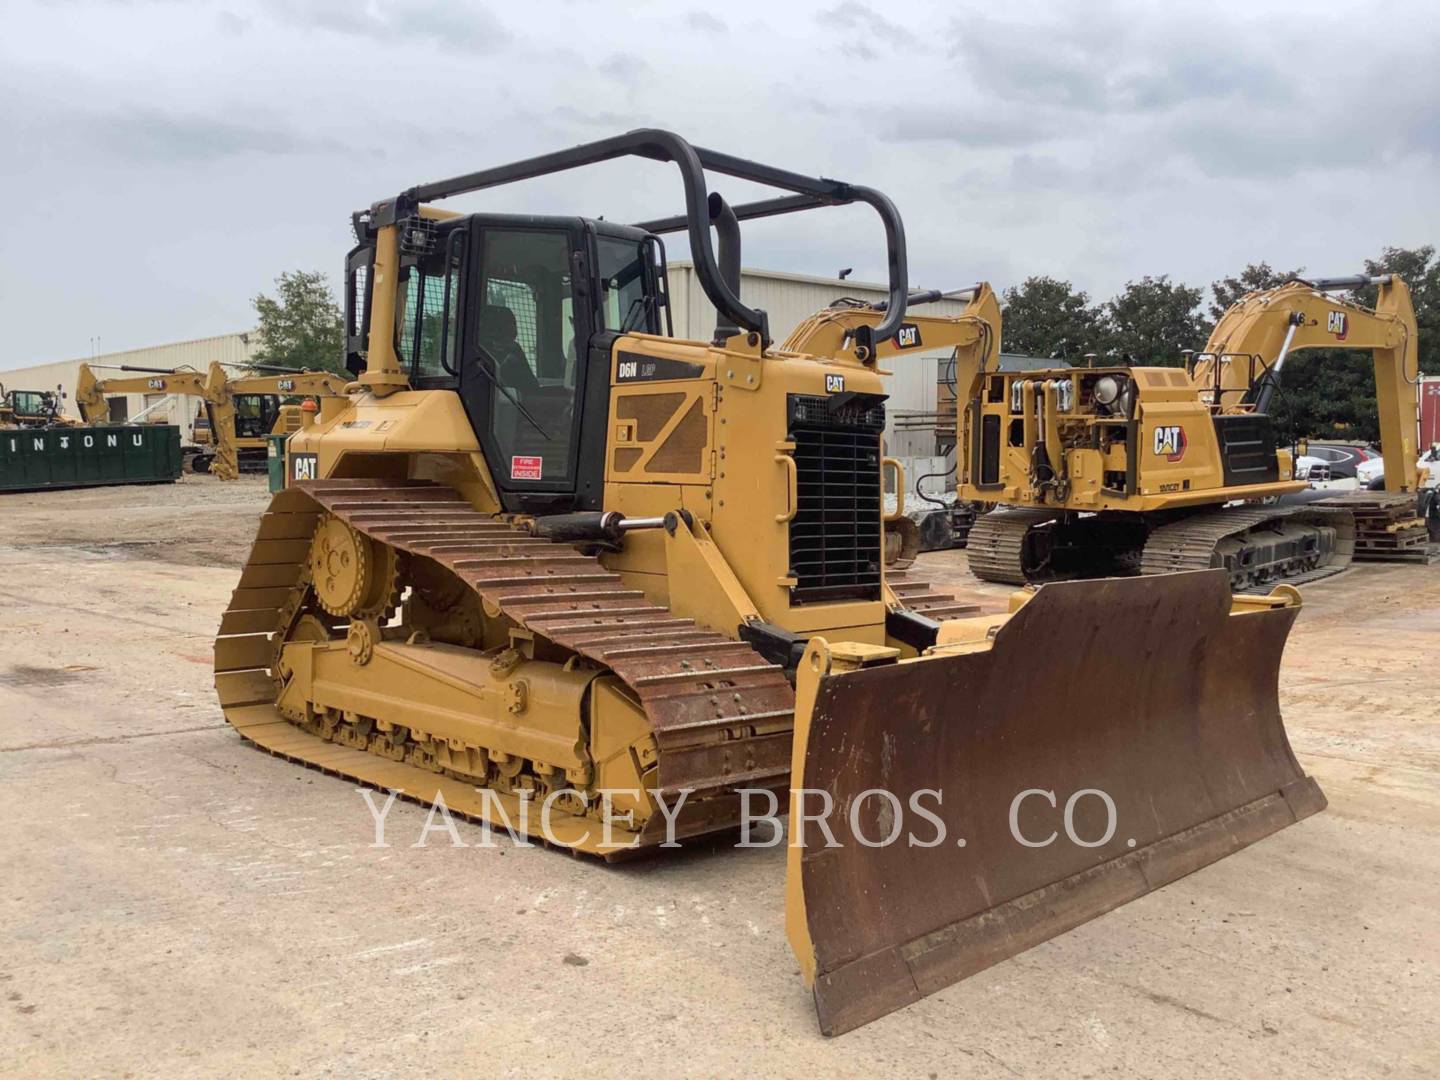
<box><xmin>75</xmin><ymin>361</ymin><xmax>224</xmax><ymax>425</ymax></box>
<box><xmin>74</xmin><ymin>361</ymin><xmax>236</xmax><ymax>476</ymax></box>
<box><xmin>1193</xmin><ymin>275</ymin><xmax>1421</xmax><ymax>493</ymax></box>
<box><xmin>224</xmin><ymin>370</ymin><xmax>349</xmax><ymax>440</ymax></box>
<box><xmin>782</xmin><ymin>284</ymin><xmax>1001</xmax><ymax>381</ymax></box>
<box><xmin>224</xmin><ymin>370</ymin><xmax>348</xmax><ymax>400</ymax></box>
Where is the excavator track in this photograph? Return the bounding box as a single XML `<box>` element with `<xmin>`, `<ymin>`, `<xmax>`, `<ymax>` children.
<box><xmin>967</xmin><ymin>505</ymin><xmax>1355</xmax><ymax>590</ymax></box>
<box><xmin>963</xmin><ymin>508</ymin><xmax>1057</xmax><ymax>584</ymax></box>
<box><xmin>1140</xmin><ymin>505</ymin><xmax>1355</xmax><ymax>587</ymax></box>
<box><xmin>216</xmin><ymin>479</ymin><xmax>978</xmax><ymax>856</ymax></box>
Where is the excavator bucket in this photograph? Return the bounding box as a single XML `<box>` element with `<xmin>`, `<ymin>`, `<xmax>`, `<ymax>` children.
<box><xmin>785</xmin><ymin>570</ymin><xmax>1324</xmax><ymax>1036</ymax></box>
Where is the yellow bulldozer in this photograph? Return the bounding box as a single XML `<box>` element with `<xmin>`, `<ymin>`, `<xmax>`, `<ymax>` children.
<box><xmin>960</xmin><ymin>274</ymin><xmax>1428</xmax><ymax>586</ymax></box>
<box><xmin>213</xmin><ymin>130</ymin><xmax>1324</xmax><ymax>1035</ymax></box>
<box><xmin>75</xmin><ymin>361</ymin><xmax>345</xmax><ymax>479</ymax></box>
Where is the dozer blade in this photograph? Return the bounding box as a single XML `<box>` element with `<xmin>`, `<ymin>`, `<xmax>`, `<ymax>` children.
<box><xmin>785</xmin><ymin>569</ymin><xmax>1325</xmax><ymax>1036</ymax></box>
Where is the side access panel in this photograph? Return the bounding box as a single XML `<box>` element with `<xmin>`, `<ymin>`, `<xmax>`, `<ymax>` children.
<box><xmin>786</xmin><ymin>570</ymin><xmax>1324</xmax><ymax>1035</ymax></box>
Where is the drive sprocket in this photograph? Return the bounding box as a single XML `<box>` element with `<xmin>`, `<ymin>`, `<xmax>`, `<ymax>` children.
<box><xmin>308</xmin><ymin>513</ymin><xmax>400</xmax><ymax>619</ymax></box>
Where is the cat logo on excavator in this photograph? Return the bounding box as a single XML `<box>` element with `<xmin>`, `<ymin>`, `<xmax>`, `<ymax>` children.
<box><xmin>1153</xmin><ymin>424</ymin><xmax>1187</xmax><ymax>462</ymax></box>
<box><xmin>893</xmin><ymin>323</ymin><xmax>922</xmax><ymax>348</ymax></box>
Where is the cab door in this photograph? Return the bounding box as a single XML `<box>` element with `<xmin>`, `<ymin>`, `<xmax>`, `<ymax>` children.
<box><xmin>458</xmin><ymin>223</ymin><xmax>597</xmax><ymax>513</ymax></box>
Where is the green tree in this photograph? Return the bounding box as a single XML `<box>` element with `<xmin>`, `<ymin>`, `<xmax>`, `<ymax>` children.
<box><xmin>1265</xmin><ymin>353</ymin><xmax>1380</xmax><ymax>445</ymax></box>
<box><xmin>1000</xmin><ymin>276</ymin><xmax>1101</xmax><ymax>359</ymax></box>
<box><xmin>1208</xmin><ymin>261</ymin><xmax>1304</xmax><ymax>324</ymax></box>
<box><xmin>251</xmin><ymin>271</ymin><xmax>347</xmax><ymax>374</ymax></box>
<box><xmin>1100</xmin><ymin>275</ymin><xmax>1205</xmax><ymax>365</ymax></box>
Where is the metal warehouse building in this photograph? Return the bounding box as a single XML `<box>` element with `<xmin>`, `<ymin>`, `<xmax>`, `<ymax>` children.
<box><xmin>3</xmin><ymin>264</ymin><xmax>964</xmax><ymax>457</ymax></box>
<box><xmin>3</xmin><ymin>331</ymin><xmax>263</xmax><ymax>444</ymax></box>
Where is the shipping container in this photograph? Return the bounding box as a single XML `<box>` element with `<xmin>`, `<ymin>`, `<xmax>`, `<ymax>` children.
<box><xmin>1421</xmin><ymin>376</ymin><xmax>1440</xmax><ymax>450</ymax></box>
<box><xmin>0</xmin><ymin>424</ymin><xmax>183</xmax><ymax>493</ymax></box>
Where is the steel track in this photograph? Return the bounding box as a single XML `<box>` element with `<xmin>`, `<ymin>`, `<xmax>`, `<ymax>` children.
<box><xmin>1139</xmin><ymin>505</ymin><xmax>1356</xmax><ymax>586</ymax></box>
<box><xmin>215</xmin><ymin>479</ymin><xmax>975</xmax><ymax>854</ymax></box>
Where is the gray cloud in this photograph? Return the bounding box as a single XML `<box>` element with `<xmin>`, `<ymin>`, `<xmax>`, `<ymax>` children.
<box><xmin>684</xmin><ymin>10</ymin><xmax>727</xmax><ymax>33</ymax></box>
<box><xmin>597</xmin><ymin>52</ymin><xmax>650</xmax><ymax>84</ymax></box>
<box><xmin>877</xmin><ymin>109</ymin><xmax>1067</xmax><ymax>149</ymax></box>
<box><xmin>817</xmin><ymin>0</ymin><xmax>917</xmax><ymax>45</ymax></box>
<box><xmin>44</xmin><ymin>105</ymin><xmax>343</xmax><ymax>163</ymax></box>
<box><xmin>273</xmin><ymin>0</ymin><xmax>511</xmax><ymax>52</ymax></box>
<box><xmin>216</xmin><ymin>9</ymin><xmax>250</xmax><ymax>35</ymax></box>
<box><xmin>949</xmin><ymin>8</ymin><xmax>1287</xmax><ymax>115</ymax></box>
<box><xmin>1</xmin><ymin>0</ymin><xmax>1437</xmax><ymax>367</ymax></box>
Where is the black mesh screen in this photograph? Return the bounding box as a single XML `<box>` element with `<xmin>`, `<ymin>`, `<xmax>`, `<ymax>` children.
<box><xmin>787</xmin><ymin>393</ymin><xmax>886</xmax><ymax>604</ymax></box>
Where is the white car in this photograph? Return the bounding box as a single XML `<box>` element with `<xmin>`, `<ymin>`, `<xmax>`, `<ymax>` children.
<box><xmin>1356</xmin><ymin>456</ymin><xmax>1386</xmax><ymax>487</ymax></box>
<box><xmin>1420</xmin><ymin>446</ymin><xmax>1440</xmax><ymax>488</ymax></box>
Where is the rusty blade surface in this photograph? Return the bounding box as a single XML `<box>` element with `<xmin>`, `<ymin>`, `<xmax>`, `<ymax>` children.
<box><xmin>786</xmin><ymin>570</ymin><xmax>1325</xmax><ymax>1036</ymax></box>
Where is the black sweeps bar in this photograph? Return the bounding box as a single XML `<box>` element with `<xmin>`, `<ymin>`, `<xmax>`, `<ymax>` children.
<box><xmin>383</xmin><ymin>129</ymin><xmax>908</xmax><ymax>350</ymax></box>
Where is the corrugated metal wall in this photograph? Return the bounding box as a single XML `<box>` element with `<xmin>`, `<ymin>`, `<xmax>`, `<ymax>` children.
<box><xmin>666</xmin><ymin>261</ymin><xmax>966</xmax><ymax>459</ymax></box>
<box><xmin>2</xmin><ymin>331</ymin><xmax>260</xmax><ymax>442</ymax></box>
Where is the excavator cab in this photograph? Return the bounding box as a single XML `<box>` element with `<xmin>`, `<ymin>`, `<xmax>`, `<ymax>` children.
<box><xmin>231</xmin><ymin>393</ymin><xmax>282</xmax><ymax>440</ymax></box>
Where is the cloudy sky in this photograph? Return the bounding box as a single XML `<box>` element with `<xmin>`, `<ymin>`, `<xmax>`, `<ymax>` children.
<box><xmin>2</xmin><ymin>0</ymin><xmax>1438</xmax><ymax>367</ymax></box>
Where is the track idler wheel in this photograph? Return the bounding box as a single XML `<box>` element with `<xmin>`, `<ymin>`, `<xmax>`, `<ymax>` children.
<box><xmin>309</xmin><ymin>514</ymin><xmax>400</xmax><ymax>619</ymax></box>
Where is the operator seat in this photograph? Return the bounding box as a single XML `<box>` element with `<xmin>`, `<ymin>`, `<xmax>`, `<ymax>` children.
<box><xmin>478</xmin><ymin>305</ymin><xmax>540</xmax><ymax>398</ymax></box>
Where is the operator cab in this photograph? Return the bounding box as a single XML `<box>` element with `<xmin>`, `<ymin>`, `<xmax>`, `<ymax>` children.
<box><xmin>232</xmin><ymin>393</ymin><xmax>282</xmax><ymax>440</ymax></box>
<box><xmin>348</xmin><ymin>213</ymin><xmax>669</xmax><ymax>514</ymax></box>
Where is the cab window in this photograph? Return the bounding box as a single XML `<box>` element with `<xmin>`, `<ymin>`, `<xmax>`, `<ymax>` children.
<box><xmin>396</xmin><ymin>238</ymin><xmax>464</xmax><ymax>381</ymax></box>
<box><xmin>596</xmin><ymin>236</ymin><xmax>658</xmax><ymax>333</ymax></box>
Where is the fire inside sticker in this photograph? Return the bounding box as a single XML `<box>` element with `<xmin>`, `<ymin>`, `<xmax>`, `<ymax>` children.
<box><xmin>511</xmin><ymin>455</ymin><xmax>543</xmax><ymax>480</ymax></box>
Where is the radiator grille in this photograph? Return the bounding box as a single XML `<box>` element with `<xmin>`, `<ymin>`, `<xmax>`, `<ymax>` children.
<box><xmin>787</xmin><ymin>393</ymin><xmax>886</xmax><ymax>604</ymax></box>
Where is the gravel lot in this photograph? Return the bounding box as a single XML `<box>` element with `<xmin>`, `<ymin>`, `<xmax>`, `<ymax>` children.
<box><xmin>1</xmin><ymin>476</ymin><xmax>1436</xmax><ymax>1078</ymax></box>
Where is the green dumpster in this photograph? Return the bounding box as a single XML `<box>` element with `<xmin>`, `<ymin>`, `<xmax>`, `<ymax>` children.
<box><xmin>0</xmin><ymin>424</ymin><xmax>183</xmax><ymax>493</ymax></box>
<box><xmin>266</xmin><ymin>432</ymin><xmax>290</xmax><ymax>493</ymax></box>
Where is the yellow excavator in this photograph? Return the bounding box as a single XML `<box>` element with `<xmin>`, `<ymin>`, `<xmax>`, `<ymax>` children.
<box><xmin>76</xmin><ymin>361</ymin><xmax>235</xmax><ymax>475</ymax></box>
<box><xmin>1195</xmin><ymin>275</ymin><xmax>1434</xmax><ymax>555</ymax></box>
<box><xmin>75</xmin><ymin>362</ymin><xmax>345</xmax><ymax>479</ymax></box>
<box><xmin>212</xmin><ymin>130</ymin><xmax>1324</xmax><ymax>1035</ymax></box>
<box><xmin>959</xmin><ymin>274</ymin><xmax>1426</xmax><ymax>585</ymax></box>
<box><xmin>218</xmin><ymin>366</ymin><xmax>349</xmax><ymax>450</ymax></box>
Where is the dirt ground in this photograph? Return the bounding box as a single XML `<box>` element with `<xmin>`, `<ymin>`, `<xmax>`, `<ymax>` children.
<box><xmin>1</xmin><ymin>476</ymin><xmax>1436</xmax><ymax>1078</ymax></box>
